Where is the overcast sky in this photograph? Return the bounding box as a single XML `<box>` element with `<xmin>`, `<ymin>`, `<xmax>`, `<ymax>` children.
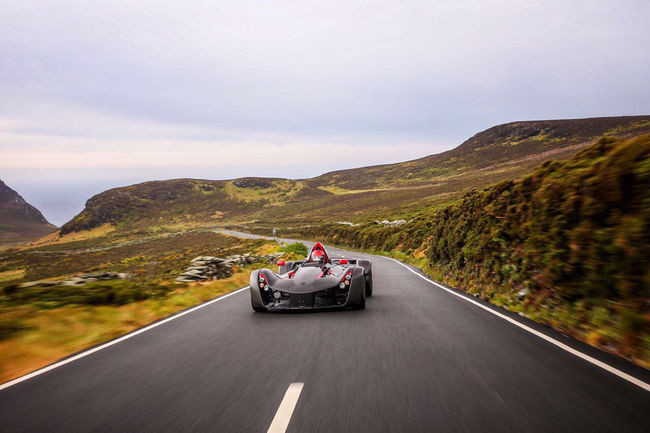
<box><xmin>1</xmin><ymin>0</ymin><xmax>649</xmax><ymax>225</ymax></box>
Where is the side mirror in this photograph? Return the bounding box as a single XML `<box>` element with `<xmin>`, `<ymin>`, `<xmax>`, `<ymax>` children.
<box><xmin>277</xmin><ymin>260</ymin><xmax>286</xmax><ymax>266</ymax></box>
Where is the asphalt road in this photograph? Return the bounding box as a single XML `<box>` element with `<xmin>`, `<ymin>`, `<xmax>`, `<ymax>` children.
<box><xmin>1</xmin><ymin>232</ymin><xmax>649</xmax><ymax>432</ymax></box>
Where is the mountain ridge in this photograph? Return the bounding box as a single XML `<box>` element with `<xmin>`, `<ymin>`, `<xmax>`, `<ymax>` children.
<box><xmin>0</xmin><ymin>180</ymin><xmax>57</xmax><ymax>244</ymax></box>
<box><xmin>309</xmin><ymin>115</ymin><xmax>650</xmax><ymax>189</ymax></box>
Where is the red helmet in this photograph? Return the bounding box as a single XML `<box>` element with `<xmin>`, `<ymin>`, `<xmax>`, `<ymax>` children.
<box><xmin>311</xmin><ymin>250</ymin><xmax>325</xmax><ymax>261</ymax></box>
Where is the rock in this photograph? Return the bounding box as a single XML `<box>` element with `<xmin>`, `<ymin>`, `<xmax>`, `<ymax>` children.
<box><xmin>337</xmin><ymin>221</ymin><xmax>361</xmax><ymax>227</ymax></box>
<box><xmin>40</xmin><ymin>280</ymin><xmax>61</xmax><ymax>287</ymax></box>
<box><xmin>233</xmin><ymin>178</ymin><xmax>272</xmax><ymax>189</ymax></box>
<box><xmin>20</xmin><ymin>281</ymin><xmax>54</xmax><ymax>288</ymax></box>
<box><xmin>63</xmin><ymin>277</ymin><xmax>86</xmax><ymax>286</ymax></box>
<box><xmin>175</xmin><ymin>276</ymin><xmax>199</xmax><ymax>282</ymax></box>
<box><xmin>375</xmin><ymin>219</ymin><xmax>407</xmax><ymax>227</ymax></box>
<box><xmin>518</xmin><ymin>288</ymin><xmax>529</xmax><ymax>300</ymax></box>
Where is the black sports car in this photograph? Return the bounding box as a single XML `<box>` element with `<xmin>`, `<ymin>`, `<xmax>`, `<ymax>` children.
<box><xmin>249</xmin><ymin>242</ymin><xmax>372</xmax><ymax>312</ymax></box>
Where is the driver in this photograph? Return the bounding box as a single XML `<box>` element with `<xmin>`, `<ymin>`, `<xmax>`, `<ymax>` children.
<box><xmin>311</xmin><ymin>249</ymin><xmax>326</xmax><ymax>263</ymax></box>
<box><xmin>311</xmin><ymin>249</ymin><xmax>332</xmax><ymax>276</ymax></box>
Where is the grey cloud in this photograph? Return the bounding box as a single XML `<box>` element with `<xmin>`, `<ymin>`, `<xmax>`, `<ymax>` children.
<box><xmin>1</xmin><ymin>0</ymin><xmax>649</xmax><ymax>224</ymax></box>
<box><xmin>2</xmin><ymin>0</ymin><xmax>648</xmax><ymax>139</ymax></box>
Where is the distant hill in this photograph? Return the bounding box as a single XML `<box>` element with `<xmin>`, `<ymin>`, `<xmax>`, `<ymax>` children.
<box><xmin>310</xmin><ymin>115</ymin><xmax>650</xmax><ymax>189</ymax></box>
<box><xmin>60</xmin><ymin>115</ymin><xmax>650</xmax><ymax>235</ymax></box>
<box><xmin>0</xmin><ymin>180</ymin><xmax>57</xmax><ymax>244</ymax></box>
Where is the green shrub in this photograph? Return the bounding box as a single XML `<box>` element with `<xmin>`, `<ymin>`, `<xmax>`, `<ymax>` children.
<box><xmin>281</xmin><ymin>242</ymin><xmax>308</xmax><ymax>258</ymax></box>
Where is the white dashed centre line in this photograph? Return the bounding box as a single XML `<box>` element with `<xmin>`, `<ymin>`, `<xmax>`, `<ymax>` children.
<box><xmin>267</xmin><ymin>382</ymin><xmax>304</xmax><ymax>433</ymax></box>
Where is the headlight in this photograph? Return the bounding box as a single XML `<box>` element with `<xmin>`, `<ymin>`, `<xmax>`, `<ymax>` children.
<box><xmin>339</xmin><ymin>270</ymin><xmax>353</xmax><ymax>289</ymax></box>
<box><xmin>258</xmin><ymin>273</ymin><xmax>270</xmax><ymax>290</ymax></box>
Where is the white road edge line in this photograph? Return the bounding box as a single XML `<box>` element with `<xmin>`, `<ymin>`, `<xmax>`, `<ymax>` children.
<box><xmin>0</xmin><ymin>286</ymin><xmax>249</xmax><ymax>391</ymax></box>
<box><xmin>388</xmin><ymin>258</ymin><xmax>650</xmax><ymax>393</ymax></box>
<box><xmin>267</xmin><ymin>382</ymin><xmax>304</xmax><ymax>433</ymax></box>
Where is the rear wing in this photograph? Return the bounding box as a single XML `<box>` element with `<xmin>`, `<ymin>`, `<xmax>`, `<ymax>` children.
<box><xmin>278</xmin><ymin>258</ymin><xmax>359</xmax><ymax>274</ymax></box>
<box><xmin>332</xmin><ymin>258</ymin><xmax>358</xmax><ymax>265</ymax></box>
<box><xmin>287</xmin><ymin>258</ymin><xmax>359</xmax><ymax>266</ymax></box>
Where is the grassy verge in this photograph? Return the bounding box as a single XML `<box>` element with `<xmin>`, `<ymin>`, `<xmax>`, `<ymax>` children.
<box><xmin>0</xmin><ymin>231</ymin><xmax>265</xmax><ymax>284</ymax></box>
<box><xmin>282</xmin><ymin>233</ymin><xmax>649</xmax><ymax>369</ymax></box>
<box><xmin>0</xmin><ymin>269</ymin><xmax>252</xmax><ymax>384</ymax></box>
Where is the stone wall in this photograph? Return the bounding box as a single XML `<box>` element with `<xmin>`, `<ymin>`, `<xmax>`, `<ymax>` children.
<box><xmin>175</xmin><ymin>253</ymin><xmax>282</xmax><ymax>282</ymax></box>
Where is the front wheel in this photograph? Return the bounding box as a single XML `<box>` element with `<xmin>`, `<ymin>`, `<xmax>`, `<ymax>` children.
<box><xmin>252</xmin><ymin>304</ymin><xmax>267</xmax><ymax>313</ymax></box>
<box><xmin>351</xmin><ymin>280</ymin><xmax>366</xmax><ymax>310</ymax></box>
<box><xmin>351</xmin><ymin>296</ymin><xmax>366</xmax><ymax>310</ymax></box>
<box><xmin>365</xmin><ymin>272</ymin><xmax>373</xmax><ymax>297</ymax></box>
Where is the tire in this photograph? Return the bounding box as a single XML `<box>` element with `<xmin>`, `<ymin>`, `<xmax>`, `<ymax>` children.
<box><xmin>365</xmin><ymin>272</ymin><xmax>373</xmax><ymax>297</ymax></box>
<box><xmin>351</xmin><ymin>279</ymin><xmax>367</xmax><ymax>310</ymax></box>
<box><xmin>357</xmin><ymin>260</ymin><xmax>373</xmax><ymax>297</ymax></box>
<box><xmin>358</xmin><ymin>259</ymin><xmax>372</xmax><ymax>275</ymax></box>
<box><xmin>352</xmin><ymin>293</ymin><xmax>366</xmax><ymax>310</ymax></box>
<box><xmin>252</xmin><ymin>305</ymin><xmax>267</xmax><ymax>313</ymax></box>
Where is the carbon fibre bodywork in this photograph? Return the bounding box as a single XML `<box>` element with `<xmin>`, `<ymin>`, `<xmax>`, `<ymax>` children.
<box><xmin>249</xmin><ymin>243</ymin><xmax>370</xmax><ymax>311</ymax></box>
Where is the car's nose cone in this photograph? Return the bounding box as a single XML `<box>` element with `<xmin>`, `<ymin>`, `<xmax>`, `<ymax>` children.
<box><xmin>273</xmin><ymin>266</ymin><xmax>338</xmax><ymax>293</ymax></box>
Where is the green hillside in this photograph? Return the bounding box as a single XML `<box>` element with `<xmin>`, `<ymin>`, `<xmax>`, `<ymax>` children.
<box><xmin>309</xmin><ymin>115</ymin><xmax>650</xmax><ymax>190</ymax></box>
<box><xmin>290</xmin><ymin>133</ymin><xmax>650</xmax><ymax>366</ymax></box>
<box><xmin>60</xmin><ymin>115</ymin><xmax>650</xmax><ymax>236</ymax></box>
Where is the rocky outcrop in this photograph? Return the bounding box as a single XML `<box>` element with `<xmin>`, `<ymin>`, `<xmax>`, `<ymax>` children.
<box><xmin>176</xmin><ymin>256</ymin><xmax>234</xmax><ymax>282</ymax></box>
<box><xmin>176</xmin><ymin>253</ymin><xmax>283</xmax><ymax>282</ymax></box>
<box><xmin>233</xmin><ymin>178</ymin><xmax>272</xmax><ymax>189</ymax></box>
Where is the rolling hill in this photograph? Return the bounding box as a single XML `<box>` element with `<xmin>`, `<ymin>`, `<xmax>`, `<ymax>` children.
<box><xmin>0</xmin><ymin>180</ymin><xmax>57</xmax><ymax>245</ymax></box>
<box><xmin>59</xmin><ymin>115</ymin><xmax>650</xmax><ymax>236</ymax></box>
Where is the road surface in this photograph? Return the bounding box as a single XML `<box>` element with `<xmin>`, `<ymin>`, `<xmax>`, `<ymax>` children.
<box><xmin>1</xmin><ymin>231</ymin><xmax>649</xmax><ymax>432</ymax></box>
